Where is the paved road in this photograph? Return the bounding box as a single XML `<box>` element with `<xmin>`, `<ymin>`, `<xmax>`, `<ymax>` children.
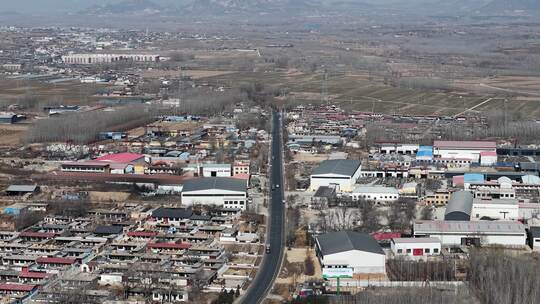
<box><xmin>241</xmin><ymin>110</ymin><xmax>285</xmax><ymax>304</ymax></box>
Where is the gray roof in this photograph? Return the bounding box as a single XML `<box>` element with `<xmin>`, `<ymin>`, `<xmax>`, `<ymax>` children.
<box><xmin>312</xmin><ymin>159</ymin><xmax>361</xmax><ymax>177</ymax></box>
<box><xmin>152</xmin><ymin>207</ymin><xmax>193</xmax><ymax>219</ymax></box>
<box><xmin>414</xmin><ymin>220</ymin><xmax>526</xmax><ymax>234</ymax></box>
<box><xmin>182</xmin><ymin>177</ymin><xmax>246</xmax><ymax>193</ymax></box>
<box><xmin>6</xmin><ymin>185</ymin><xmax>38</xmax><ymax>193</ymax></box>
<box><xmin>353</xmin><ymin>186</ymin><xmax>399</xmax><ymax>195</ymax></box>
<box><xmin>392</xmin><ymin>237</ymin><xmax>441</xmax><ymax>244</ymax></box>
<box><xmin>444</xmin><ymin>191</ymin><xmax>473</xmax><ymax>221</ymax></box>
<box><xmin>519</xmin><ymin>162</ymin><xmax>540</xmax><ymax>171</ymax></box>
<box><xmin>316</xmin><ymin>231</ymin><xmax>384</xmax><ymax>256</ymax></box>
<box><xmin>94</xmin><ymin>225</ymin><xmax>123</xmax><ymax>235</ymax></box>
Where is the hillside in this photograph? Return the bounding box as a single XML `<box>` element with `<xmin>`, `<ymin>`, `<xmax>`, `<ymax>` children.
<box><xmin>482</xmin><ymin>0</ymin><xmax>540</xmax><ymax>14</ymax></box>
<box><xmin>83</xmin><ymin>0</ymin><xmax>163</xmax><ymax>16</ymax></box>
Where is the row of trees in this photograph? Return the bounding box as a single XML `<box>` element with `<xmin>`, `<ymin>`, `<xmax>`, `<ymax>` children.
<box><xmin>468</xmin><ymin>250</ymin><xmax>540</xmax><ymax>304</ymax></box>
<box><xmin>319</xmin><ymin>198</ymin><xmax>417</xmax><ymax>234</ymax></box>
<box><xmin>334</xmin><ymin>286</ymin><xmax>473</xmax><ymax>304</ymax></box>
<box><xmin>25</xmin><ymin>106</ymin><xmax>156</xmax><ymax>144</ymax></box>
<box><xmin>387</xmin><ymin>258</ymin><xmax>461</xmax><ymax>281</ymax></box>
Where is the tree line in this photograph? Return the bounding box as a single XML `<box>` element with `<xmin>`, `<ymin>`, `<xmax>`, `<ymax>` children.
<box><xmin>468</xmin><ymin>250</ymin><xmax>540</xmax><ymax>304</ymax></box>
<box><xmin>25</xmin><ymin>106</ymin><xmax>156</xmax><ymax>144</ymax></box>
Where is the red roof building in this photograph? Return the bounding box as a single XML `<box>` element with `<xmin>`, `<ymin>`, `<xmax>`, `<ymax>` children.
<box><xmin>95</xmin><ymin>153</ymin><xmax>146</xmax><ymax>163</ymax></box>
<box><xmin>19</xmin><ymin>267</ymin><xmax>49</xmax><ymax>279</ymax></box>
<box><xmin>0</xmin><ymin>283</ymin><xmax>37</xmax><ymax>293</ymax></box>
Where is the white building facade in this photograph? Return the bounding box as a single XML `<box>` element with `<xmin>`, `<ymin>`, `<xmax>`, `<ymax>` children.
<box><xmin>62</xmin><ymin>53</ymin><xmax>160</xmax><ymax>65</ymax></box>
<box><xmin>414</xmin><ymin>220</ymin><xmax>527</xmax><ymax>247</ymax></box>
<box><xmin>315</xmin><ymin>231</ymin><xmax>386</xmax><ymax>275</ymax></box>
<box><xmin>181</xmin><ymin>178</ymin><xmax>248</xmax><ymax>210</ymax></box>
<box><xmin>391</xmin><ymin>238</ymin><xmax>441</xmax><ymax>258</ymax></box>
<box><xmin>310</xmin><ymin>159</ymin><xmax>362</xmax><ymax>192</ymax></box>
<box><xmin>351</xmin><ymin>186</ymin><xmax>399</xmax><ymax>204</ymax></box>
<box><xmin>433</xmin><ymin>141</ymin><xmax>497</xmax><ymax>163</ymax></box>
<box><xmin>471</xmin><ymin>199</ymin><xmax>519</xmax><ymax>221</ymax></box>
<box><xmin>201</xmin><ymin>164</ymin><xmax>232</xmax><ymax>177</ymax></box>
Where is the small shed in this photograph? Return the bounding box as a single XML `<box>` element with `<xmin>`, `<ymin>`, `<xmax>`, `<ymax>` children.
<box><xmin>5</xmin><ymin>185</ymin><xmax>39</xmax><ymax>196</ymax></box>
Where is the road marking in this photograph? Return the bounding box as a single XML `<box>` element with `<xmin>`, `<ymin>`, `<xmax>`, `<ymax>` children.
<box><xmin>453</xmin><ymin>97</ymin><xmax>494</xmax><ymax>118</ymax></box>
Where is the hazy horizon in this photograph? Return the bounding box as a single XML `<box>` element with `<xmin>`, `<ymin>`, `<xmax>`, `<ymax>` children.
<box><xmin>0</xmin><ymin>0</ymin><xmax>489</xmax><ymax>15</ymax></box>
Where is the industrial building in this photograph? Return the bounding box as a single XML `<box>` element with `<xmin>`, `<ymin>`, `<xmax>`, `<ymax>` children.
<box><xmin>433</xmin><ymin>140</ymin><xmax>497</xmax><ymax>163</ymax></box>
<box><xmin>4</xmin><ymin>185</ymin><xmax>39</xmax><ymax>196</ymax></box>
<box><xmin>201</xmin><ymin>164</ymin><xmax>232</xmax><ymax>177</ymax></box>
<box><xmin>413</xmin><ymin>220</ymin><xmax>527</xmax><ymax>247</ymax></box>
<box><xmin>310</xmin><ymin>159</ymin><xmax>361</xmax><ymax>192</ymax></box>
<box><xmin>471</xmin><ymin>198</ymin><xmax>519</xmax><ymax>221</ymax></box>
<box><xmin>378</xmin><ymin>143</ymin><xmax>420</xmax><ymax>155</ymax></box>
<box><xmin>315</xmin><ymin>231</ymin><xmax>386</xmax><ymax>275</ymax></box>
<box><xmin>351</xmin><ymin>186</ymin><xmax>399</xmax><ymax>204</ymax></box>
<box><xmin>444</xmin><ymin>191</ymin><xmax>474</xmax><ymax>221</ymax></box>
<box><xmin>390</xmin><ymin>238</ymin><xmax>441</xmax><ymax>258</ymax></box>
<box><xmin>61</xmin><ymin>161</ymin><xmax>111</xmax><ymax>173</ymax></box>
<box><xmin>444</xmin><ymin>190</ymin><xmax>519</xmax><ymax>221</ymax></box>
<box><xmin>62</xmin><ymin>54</ymin><xmax>160</xmax><ymax>65</ymax></box>
<box><xmin>181</xmin><ymin>177</ymin><xmax>248</xmax><ymax>210</ymax></box>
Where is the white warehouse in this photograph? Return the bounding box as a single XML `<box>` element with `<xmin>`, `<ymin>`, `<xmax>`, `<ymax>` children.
<box><xmin>433</xmin><ymin>140</ymin><xmax>497</xmax><ymax>163</ymax></box>
<box><xmin>201</xmin><ymin>164</ymin><xmax>232</xmax><ymax>177</ymax></box>
<box><xmin>181</xmin><ymin>177</ymin><xmax>248</xmax><ymax>210</ymax></box>
<box><xmin>413</xmin><ymin>220</ymin><xmax>527</xmax><ymax>247</ymax></box>
<box><xmin>351</xmin><ymin>186</ymin><xmax>399</xmax><ymax>204</ymax></box>
<box><xmin>62</xmin><ymin>53</ymin><xmax>160</xmax><ymax>65</ymax></box>
<box><xmin>315</xmin><ymin>231</ymin><xmax>386</xmax><ymax>275</ymax></box>
<box><xmin>310</xmin><ymin>159</ymin><xmax>361</xmax><ymax>192</ymax></box>
<box><xmin>471</xmin><ymin>198</ymin><xmax>519</xmax><ymax>221</ymax></box>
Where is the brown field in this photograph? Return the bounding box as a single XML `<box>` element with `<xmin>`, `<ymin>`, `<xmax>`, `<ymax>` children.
<box><xmin>194</xmin><ymin>50</ymin><xmax>259</xmax><ymax>60</ymax></box>
<box><xmin>0</xmin><ymin>79</ymin><xmax>99</xmax><ymax>107</ymax></box>
<box><xmin>0</xmin><ymin>123</ymin><xmax>29</xmax><ymax>147</ymax></box>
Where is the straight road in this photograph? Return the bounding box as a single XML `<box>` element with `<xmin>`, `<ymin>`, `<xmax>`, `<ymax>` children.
<box><xmin>240</xmin><ymin>110</ymin><xmax>286</xmax><ymax>304</ymax></box>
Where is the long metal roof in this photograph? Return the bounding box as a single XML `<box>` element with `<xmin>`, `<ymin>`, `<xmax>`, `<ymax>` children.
<box><xmin>312</xmin><ymin>159</ymin><xmax>361</xmax><ymax>177</ymax></box>
<box><xmin>444</xmin><ymin>191</ymin><xmax>473</xmax><ymax>221</ymax></box>
<box><xmin>316</xmin><ymin>231</ymin><xmax>384</xmax><ymax>256</ymax></box>
<box><xmin>414</xmin><ymin>220</ymin><xmax>526</xmax><ymax>234</ymax></box>
<box><xmin>182</xmin><ymin>177</ymin><xmax>246</xmax><ymax>193</ymax></box>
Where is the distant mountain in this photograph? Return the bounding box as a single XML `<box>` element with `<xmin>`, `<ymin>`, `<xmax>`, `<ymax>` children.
<box><xmin>482</xmin><ymin>0</ymin><xmax>540</xmax><ymax>14</ymax></box>
<box><xmin>186</xmin><ymin>0</ymin><xmax>318</xmax><ymax>15</ymax></box>
<box><xmin>82</xmin><ymin>0</ymin><xmax>163</xmax><ymax>16</ymax></box>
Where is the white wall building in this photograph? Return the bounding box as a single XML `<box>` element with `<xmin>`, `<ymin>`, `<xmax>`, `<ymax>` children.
<box><xmin>433</xmin><ymin>141</ymin><xmax>497</xmax><ymax>163</ymax></box>
<box><xmin>471</xmin><ymin>198</ymin><xmax>519</xmax><ymax>221</ymax></box>
<box><xmin>310</xmin><ymin>159</ymin><xmax>362</xmax><ymax>192</ymax></box>
<box><xmin>480</xmin><ymin>151</ymin><xmax>498</xmax><ymax>166</ymax></box>
<box><xmin>414</xmin><ymin>220</ymin><xmax>527</xmax><ymax>247</ymax></box>
<box><xmin>201</xmin><ymin>164</ymin><xmax>232</xmax><ymax>177</ymax></box>
<box><xmin>352</xmin><ymin>186</ymin><xmax>399</xmax><ymax>204</ymax></box>
<box><xmin>391</xmin><ymin>238</ymin><xmax>441</xmax><ymax>258</ymax></box>
<box><xmin>181</xmin><ymin>177</ymin><xmax>248</xmax><ymax>210</ymax></box>
<box><xmin>315</xmin><ymin>231</ymin><xmax>385</xmax><ymax>275</ymax></box>
<box><xmin>62</xmin><ymin>53</ymin><xmax>160</xmax><ymax>65</ymax></box>
<box><xmin>378</xmin><ymin>143</ymin><xmax>419</xmax><ymax>155</ymax></box>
